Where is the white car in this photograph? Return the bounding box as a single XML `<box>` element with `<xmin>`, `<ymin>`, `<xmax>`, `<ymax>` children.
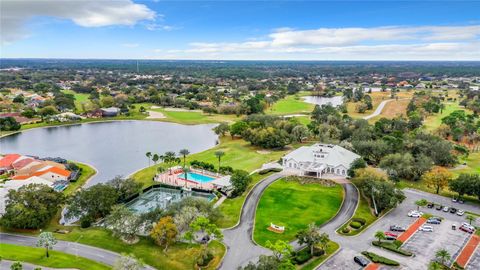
<box><xmin>419</xmin><ymin>225</ymin><xmax>434</xmax><ymax>232</ymax></box>
<box><xmin>457</xmin><ymin>210</ymin><xmax>465</xmax><ymax>216</ymax></box>
<box><xmin>443</xmin><ymin>206</ymin><xmax>449</xmax><ymax>212</ymax></box>
<box><xmin>408</xmin><ymin>211</ymin><xmax>423</xmax><ymax>217</ymax></box>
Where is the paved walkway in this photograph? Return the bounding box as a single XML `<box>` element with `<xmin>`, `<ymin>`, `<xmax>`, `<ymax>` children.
<box><xmin>0</xmin><ymin>233</ymin><xmax>155</xmax><ymax>270</ymax></box>
<box><xmin>363</xmin><ymin>99</ymin><xmax>394</xmax><ymax>120</ymax></box>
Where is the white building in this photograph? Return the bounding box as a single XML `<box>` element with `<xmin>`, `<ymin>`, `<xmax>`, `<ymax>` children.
<box><xmin>282</xmin><ymin>143</ymin><xmax>360</xmax><ymax>178</ymax></box>
<box><xmin>0</xmin><ymin>177</ymin><xmax>54</xmax><ymax>215</ymax></box>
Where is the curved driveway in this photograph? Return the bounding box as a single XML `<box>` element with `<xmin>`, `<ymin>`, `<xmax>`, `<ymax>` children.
<box><xmin>219</xmin><ymin>173</ymin><xmax>359</xmax><ymax>269</ymax></box>
<box><xmin>363</xmin><ymin>99</ymin><xmax>394</xmax><ymax>120</ymax></box>
<box><xmin>0</xmin><ymin>233</ymin><xmax>155</xmax><ymax>270</ymax></box>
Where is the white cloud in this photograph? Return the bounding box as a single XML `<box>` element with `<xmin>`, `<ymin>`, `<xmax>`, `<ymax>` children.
<box><xmin>159</xmin><ymin>24</ymin><xmax>480</xmax><ymax>60</ymax></box>
<box><xmin>1</xmin><ymin>0</ymin><xmax>155</xmax><ymax>44</ymax></box>
<box><xmin>145</xmin><ymin>23</ymin><xmax>179</xmax><ymax>31</ymax></box>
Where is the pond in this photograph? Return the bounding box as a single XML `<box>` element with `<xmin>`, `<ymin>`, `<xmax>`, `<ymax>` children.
<box><xmin>125</xmin><ymin>186</ymin><xmax>215</xmax><ymax>214</ymax></box>
<box><xmin>303</xmin><ymin>95</ymin><xmax>344</xmax><ymax>107</ymax></box>
<box><xmin>0</xmin><ymin>121</ymin><xmax>218</xmax><ymax>186</ymax></box>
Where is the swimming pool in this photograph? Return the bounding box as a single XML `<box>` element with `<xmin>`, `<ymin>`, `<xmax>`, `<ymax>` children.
<box><xmin>179</xmin><ymin>172</ymin><xmax>215</xmax><ymax>183</ymax></box>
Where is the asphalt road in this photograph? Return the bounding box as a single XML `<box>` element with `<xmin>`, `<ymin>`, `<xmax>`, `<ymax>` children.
<box><xmin>220</xmin><ymin>173</ymin><xmax>359</xmax><ymax>270</ymax></box>
<box><xmin>0</xmin><ymin>233</ymin><xmax>155</xmax><ymax>270</ymax></box>
<box><xmin>363</xmin><ymin>99</ymin><xmax>393</xmax><ymax>120</ymax></box>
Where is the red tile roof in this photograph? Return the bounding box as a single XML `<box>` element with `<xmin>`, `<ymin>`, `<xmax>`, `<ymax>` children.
<box><xmin>12</xmin><ymin>158</ymin><xmax>35</xmax><ymax>170</ymax></box>
<box><xmin>34</xmin><ymin>166</ymin><xmax>71</xmax><ymax>178</ymax></box>
<box><xmin>0</xmin><ymin>154</ymin><xmax>21</xmax><ymax>169</ymax></box>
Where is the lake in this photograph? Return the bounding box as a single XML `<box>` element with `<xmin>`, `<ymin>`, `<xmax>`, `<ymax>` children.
<box><xmin>303</xmin><ymin>95</ymin><xmax>344</xmax><ymax>107</ymax></box>
<box><xmin>0</xmin><ymin>121</ymin><xmax>218</xmax><ymax>185</ymax></box>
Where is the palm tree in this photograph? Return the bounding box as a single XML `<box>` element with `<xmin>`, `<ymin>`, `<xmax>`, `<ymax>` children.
<box><xmin>145</xmin><ymin>152</ymin><xmax>152</xmax><ymax>166</ymax></box>
<box><xmin>152</xmin><ymin>153</ymin><xmax>160</xmax><ymax>166</ymax></box>
<box><xmin>179</xmin><ymin>149</ymin><xmax>190</xmax><ymax>167</ymax></box>
<box><xmin>435</xmin><ymin>249</ymin><xmax>451</xmax><ymax>266</ymax></box>
<box><xmin>182</xmin><ymin>166</ymin><xmax>190</xmax><ymax>188</ymax></box>
<box><xmin>163</xmin><ymin>151</ymin><xmax>176</xmax><ymax>174</ymax></box>
<box><xmin>214</xmin><ymin>151</ymin><xmax>225</xmax><ymax>171</ymax></box>
<box><xmin>374</xmin><ymin>231</ymin><xmax>386</xmax><ymax>243</ymax></box>
<box><xmin>428</xmin><ymin>261</ymin><xmax>442</xmax><ymax>270</ymax></box>
<box><xmin>466</xmin><ymin>214</ymin><xmax>476</xmax><ymax>225</ymax></box>
<box><xmin>318</xmin><ymin>232</ymin><xmax>330</xmax><ymax>255</ymax></box>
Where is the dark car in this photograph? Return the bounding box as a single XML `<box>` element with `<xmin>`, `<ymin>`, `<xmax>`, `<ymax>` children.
<box><xmin>390</xmin><ymin>225</ymin><xmax>406</xmax><ymax>232</ymax></box>
<box><xmin>427</xmin><ymin>202</ymin><xmax>434</xmax><ymax>208</ymax></box>
<box><xmin>354</xmin><ymin>256</ymin><xmax>369</xmax><ymax>267</ymax></box>
<box><xmin>450</xmin><ymin>208</ymin><xmax>457</xmax><ymax>214</ymax></box>
<box><xmin>427</xmin><ymin>218</ymin><xmax>441</xmax><ymax>224</ymax></box>
<box><xmin>436</xmin><ymin>205</ymin><xmax>443</xmax><ymax>210</ymax></box>
<box><xmin>385</xmin><ymin>235</ymin><xmax>397</xmax><ymax>241</ymax></box>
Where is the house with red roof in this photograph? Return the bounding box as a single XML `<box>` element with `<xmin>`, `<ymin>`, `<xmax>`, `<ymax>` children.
<box><xmin>0</xmin><ymin>154</ymin><xmax>21</xmax><ymax>172</ymax></box>
<box><xmin>32</xmin><ymin>166</ymin><xmax>71</xmax><ymax>182</ymax></box>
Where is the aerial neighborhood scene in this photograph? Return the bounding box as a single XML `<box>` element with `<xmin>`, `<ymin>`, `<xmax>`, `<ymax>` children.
<box><xmin>1</xmin><ymin>1</ymin><xmax>480</xmax><ymax>270</ymax></box>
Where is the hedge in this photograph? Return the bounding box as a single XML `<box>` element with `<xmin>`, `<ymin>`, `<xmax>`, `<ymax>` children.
<box><xmin>361</xmin><ymin>251</ymin><xmax>400</xmax><ymax>266</ymax></box>
<box><xmin>372</xmin><ymin>241</ymin><xmax>413</xmax><ymax>256</ymax></box>
<box><xmin>258</xmin><ymin>168</ymin><xmax>283</xmax><ymax>175</ymax></box>
<box><xmin>350</xmin><ymin>221</ymin><xmax>362</xmax><ymax>229</ymax></box>
<box><xmin>351</xmin><ymin>217</ymin><xmax>366</xmax><ymax>225</ymax></box>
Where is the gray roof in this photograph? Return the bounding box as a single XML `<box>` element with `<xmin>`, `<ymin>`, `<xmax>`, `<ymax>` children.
<box><xmin>283</xmin><ymin>143</ymin><xmax>360</xmax><ymax>168</ymax></box>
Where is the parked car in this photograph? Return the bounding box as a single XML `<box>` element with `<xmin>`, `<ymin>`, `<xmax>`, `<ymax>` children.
<box><xmin>427</xmin><ymin>218</ymin><xmax>441</xmax><ymax>224</ymax></box>
<box><xmin>385</xmin><ymin>235</ymin><xmax>397</xmax><ymax>241</ymax></box>
<box><xmin>430</xmin><ymin>216</ymin><xmax>442</xmax><ymax>222</ymax></box>
<box><xmin>385</xmin><ymin>232</ymin><xmax>398</xmax><ymax>238</ymax></box>
<box><xmin>436</xmin><ymin>205</ymin><xmax>443</xmax><ymax>210</ymax></box>
<box><xmin>427</xmin><ymin>202</ymin><xmax>434</xmax><ymax>208</ymax></box>
<box><xmin>450</xmin><ymin>208</ymin><xmax>457</xmax><ymax>214</ymax></box>
<box><xmin>452</xmin><ymin>197</ymin><xmax>457</xmax><ymax>203</ymax></box>
<box><xmin>460</xmin><ymin>225</ymin><xmax>475</xmax><ymax>234</ymax></box>
<box><xmin>443</xmin><ymin>206</ymin><xmax>449</xmax><ymax>212</ymax></box>
<box><xmin>354</xmin><ymin>256</ymin><xmax>369</xmax><ymax>267</ymax></box>
<box><xmin>419</xmin><ymin>225</ymin><xmax>434</xmax><ymax>232</ymax></box>
<box><xmin>457</xmin><ymin>210</ymin><xmax>465</xmax><ymax>216</ymax></box>
<box><xmin>408</xmin><ymin>210</ymin><xmax>423</xmax><ymax>217</ymax></box>
<box><xmin>390</xmin><ymin>225</ymin><xmax>406</xmax><ymax>232</ymax></box>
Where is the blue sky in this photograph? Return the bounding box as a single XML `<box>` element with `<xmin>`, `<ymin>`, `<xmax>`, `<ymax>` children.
<box><xmin>2</xmin><ymin>1</ymin><xmax>480</xmax><ymax>60</ymax></box>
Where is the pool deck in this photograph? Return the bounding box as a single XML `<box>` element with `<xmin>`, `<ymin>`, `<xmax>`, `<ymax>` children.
<box><xmin>154</xmin><ymin>167</ymin><xmax>216</xmax><ymax>190</ymax></box>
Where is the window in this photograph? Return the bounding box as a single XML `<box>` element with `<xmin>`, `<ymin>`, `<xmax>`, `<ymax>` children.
<box><xmin>337</xmin><ymin>169</ymin><xmax>340</xmax><ymax>174</ymax></box>
<box><xmin>342</xmin><ymin>170</ymin><xmax>345</xmax><ymax>175</ymax></box>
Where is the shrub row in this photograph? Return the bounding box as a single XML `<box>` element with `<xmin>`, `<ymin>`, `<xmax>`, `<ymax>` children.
<box><xmin>190</xmin><ymin>160</ymin><xmax>216</xmax><ymax>171</ymax></box>
<box><xmin>372</xmin><ymin>241</ymin><xmax>413</xmax><ymax>256</ymax></box>
<box><xmin>351</xmin><ymin>217</ymin><xmax>366</xmax><ymax>225</ymax></box>
<box><xmin>350</xmin><ymin>221</ymin><xmax>362</xmax><ymax>229</ymax></box>
<box><xmin>291</xmin><ymin>247</ymin><xmax>325</xmax><ymax>265</ymax></box>
<box><xmin>258</xmin><ymin>167</ymin><xmax>283</xmax><ymax>175</ymax></box>
<box><xmin>361</xmin><ymin>251</ymin><xmax>400</xmax><ymax>266</ymax></box>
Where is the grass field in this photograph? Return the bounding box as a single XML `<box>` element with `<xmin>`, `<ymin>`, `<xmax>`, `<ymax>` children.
<box><xmin>151</xmin><ymin>107</ymin><xmax>241</xmax><ymax>125</ymax></box>
<box><xmin>367</xmin><ymin>98</ymin><xmax>411</xmax><ymax>123</ymax></box>
<box><xmin>253</xmin><ymin>178</ymin><xmax>343</xmax><ymax>246</ymax></box>
<box><xmin>216</xmin><ymin>172</ymin><xmax>275</xmax><ymax>228</ymax></box>
<box><xmin>347</xmin><ymin>91</ymin><xmax>413</xmax><ymax>119</ymax></box>
<box><xmin>267</xmin><ymin>94</ymin><xmax>314</xmax><ymax>115</ymax></box>
<box><xmin>454</xmin><ymin>152</ymin><xmax>480</xmax><ymax>175</ymax></box>
<box><xmin>0</xmin><ymin>243</ymin><xmax>110</xmax><ymax>270</ymax></box>
<box><xmin>62</xmin><ymin>90</ymin><xmax>93</xmax><ymax>113</ymax></box>
<box><xmin>337</xmin><ymin>190</ymin><xmax>377</xmax><ymax>236</ymax></box>
<box><xmin>299</xmin><ymin>241</ymin><xmax>340</xmax><ymax>270</ymax></box>
<box><xmin>63</xmin><ymin>162</ymin><xmax>96</xmax><ymax>195</ymax></box>
<box><xmin>131</xmin><ymin>137</ymin><xmax>292</xmax><ymax>187</ymax></box>
<box><xmin>423</xmin><ymin>102</ymin><xmax>466</xmax><ymax>131</ymax></box>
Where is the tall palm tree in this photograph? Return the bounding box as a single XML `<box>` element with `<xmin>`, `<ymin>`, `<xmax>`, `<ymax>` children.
<box><xmin>146</xmin><ymin>152</ymin><xmax>152</xmax><ymax>166</ymax></box>
<box><xmin>374</xmin><ymin>231</ymin><xmax>386</xmax><ymax>243</ymax></box>
<box><xmin>435</xmin><ymin>249</ymin><xmax>451</xmax><ymax>266</ymax></box>
<box><xmin>179</xmin><ymin>149</ymin><xmax>190</xmax><ymax>167</ymax></box>
<box><xmin>214</xmin><ymin>151</ymin><xmax>225</xmax><ymax>171</ymax></box>
<box><xmin>182</xmin><ymin>166</ymin><xmax>190</xmax><ymax>188</ymax></box>
<box><xmin>466</xmin><ymin>214</ymin><xmax>476</xmax><ymax>225</ymax></box>
<box><xmin>163</xmin><ymin>151</ymin><xmax>176</xmax><ymax>174</ymax></box>
<box><xmin>152</xmin><ymin>153</ymin><xmax>160</xmax><ymax>166</ymax></box>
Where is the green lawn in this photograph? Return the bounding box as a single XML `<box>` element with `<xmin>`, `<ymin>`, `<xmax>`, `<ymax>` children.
<box><xmin>299</xmin><ymin>241</ymin><xmax>340</xmax><ymax>270</ymax></box>
<box><xmin>337</xmin><ymin>190</ymin><xmax>377</xmax><ymax>236</ymax></box>
<box><xmin>452</xmin><ymin>152</ymin><xmax>480</xmax><ymax>175</ymax></box>
<box><xmin>151</xmin><ymin>107</ymin><xmax>241</xmax><ymax>125</ymax></box>
<box><xmin>131</xmin><ymin>137</ymin><xmax>291</xmax><ymax>187</ymax></box>
<box><xmin>253</xmin><ymin>177</ymin><xmax>343</xmax><ymax>246</ymax></box>
<box><xmin>62</xmin><ymin>90</ymin><xmax>93</xmax><ymax>113</ymax></box>
<box><xmin>267</xmin><ymin>94</ymin><xmax>314</xmax><ymax>115</ymax></box>
<box><xmin>63</xmin><ymin>162</ymin><xmax>96</xmax><ymax>195</ymax></box>
<box><xmin>423</xmin><ymin>102</ymin><xmax>465</xmax><ymax>131</ymax></box>
<box><xmin>216</xmin><ymin>172</ymin><xmax>275</xmax><ymax>228</ymax></box>
<box><xmin>0</xmin><ymin>243</ymin><xmax>110</xmax><ymax>270</ymax></box>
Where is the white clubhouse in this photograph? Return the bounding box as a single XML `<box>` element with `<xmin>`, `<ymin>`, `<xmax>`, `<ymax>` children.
<box><xmin>282</xmin><ymin>143</ymin><xmax>360</xmax><ymax>178</ymax></box>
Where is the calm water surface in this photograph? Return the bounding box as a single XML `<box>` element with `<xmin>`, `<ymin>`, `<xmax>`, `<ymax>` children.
<box><xmin>0</xmin><ymin>121</ymin><xmax>218</xmax><ymax>185</ymax></box>
<box><xmin>303</xmin><ymin>95</ymin><xmax>343</xmax><ymax>107</ymax></box>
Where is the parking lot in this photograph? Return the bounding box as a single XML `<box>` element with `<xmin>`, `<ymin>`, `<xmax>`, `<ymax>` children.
<box><xmin>317</xmin><ymin>189</ymin><xmax>480</xmax><ymax>270</ymax></box>
<box><xmin>402</xmin><ymin>219</ymin><xmax>471</xmax><ymax>269</ymax></box>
